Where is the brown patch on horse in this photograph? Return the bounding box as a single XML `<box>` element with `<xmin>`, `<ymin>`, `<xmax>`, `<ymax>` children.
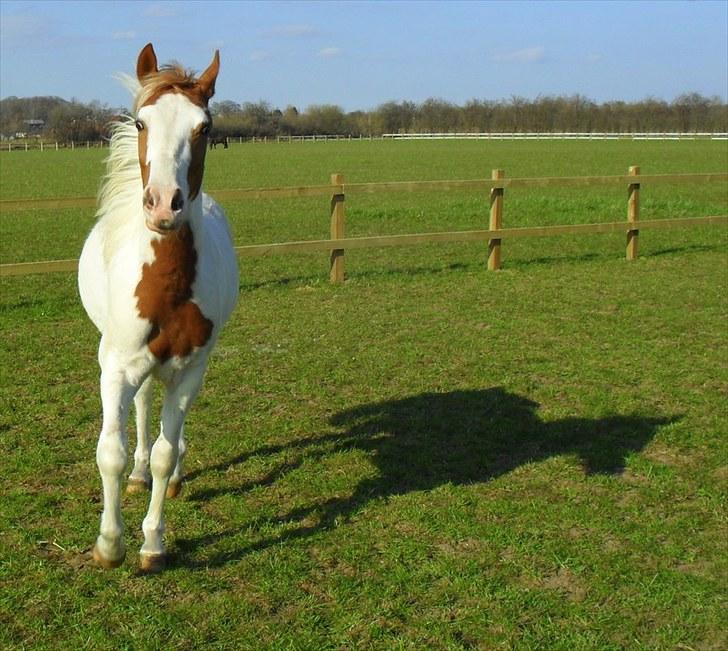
<box><xmin>135</xmin><ymin>223</ymin><xmax>213</xmax><ymax>362</ymax></box>
<box><xmin>187</xmin><ymin>122</ymin><xmax>208</xmax><ymax>201</ymax></box>
<box><xmin>137</xmin><ymin>126</ymin><xmax>150</xmax><ymax>187</ymax></box>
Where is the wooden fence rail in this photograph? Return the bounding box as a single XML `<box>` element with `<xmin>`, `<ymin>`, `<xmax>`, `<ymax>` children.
<box><xmin>1</xmin><ymin>173</ymin><xmax>726</xmax><ymax>212</ymax></box>
<box><xmin>1</xmin><ymin>169</ymin><xmax>726</xmax><ymax>279</ymax></box>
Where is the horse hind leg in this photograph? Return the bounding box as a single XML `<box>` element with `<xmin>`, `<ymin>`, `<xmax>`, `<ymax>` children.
<box><xmin>167</xmin><ymin>423</ymin><xmax>186</xmax><ymax>498</ymax></box>
<box><xmin>127</xmin><ymin>376</ymin><xmax>154</xmax><ymax>493</ymax></box>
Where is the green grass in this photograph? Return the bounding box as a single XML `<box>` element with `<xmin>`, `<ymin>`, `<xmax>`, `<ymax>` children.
<box><xmin>0</xmin><ymin>140</ymin><xmax>727</xmax><ymax>650</ymax></box>
<box><xmin>1</xmin><ymin>139</ymin><xmax>726</xmax><ymax>264</ymax></box>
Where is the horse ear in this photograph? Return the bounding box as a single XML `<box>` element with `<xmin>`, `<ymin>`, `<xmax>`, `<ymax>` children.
<box><xmin>198</xmin><ymin>50</ymin><xmax>220</xmax><ymax>100</ymax></box>
<box><xmin>137</xmin><ymin>43</ymin><xmax>158</xmax><ymax>81</ymax></box>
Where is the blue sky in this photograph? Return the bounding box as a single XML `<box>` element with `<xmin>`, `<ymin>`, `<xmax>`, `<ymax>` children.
<box><xmin>1</xmin><ymin>0</ymin><xmax>726</xmax><ymax>111</ymax></box>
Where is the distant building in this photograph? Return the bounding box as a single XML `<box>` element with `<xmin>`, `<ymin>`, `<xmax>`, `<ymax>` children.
<box><xmin>23</xmin><ymin>119</ymin><xmax>45</xmax><ymax>133</ymax></box>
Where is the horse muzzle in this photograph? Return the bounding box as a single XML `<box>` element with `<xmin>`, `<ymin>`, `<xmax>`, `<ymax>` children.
<box><xmin>143</xmin><ymin>186</ymin><xmax>185</xmax><ymax>233</ymax></box>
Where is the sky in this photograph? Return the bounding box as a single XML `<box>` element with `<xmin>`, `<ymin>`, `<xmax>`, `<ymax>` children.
<box><xmin>1</xmin><ymin>0</ymin><xmax>727</xmax><ymax>112</ymax></box>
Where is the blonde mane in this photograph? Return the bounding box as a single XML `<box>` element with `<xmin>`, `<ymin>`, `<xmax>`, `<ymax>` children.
<box><xmin>134</xmin><ymin>64</ymin><xmax>202</xmax><ymax>112</ymax></box>
<box><xmin>95</xmin><ymin>75</ymin><xmax>145</xmax><ymax>263</ymax></box>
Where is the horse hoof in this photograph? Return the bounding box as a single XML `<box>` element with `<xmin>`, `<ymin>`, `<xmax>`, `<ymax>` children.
<box><xmin>139</xmin><ymin>553</ymin><xmax>166</xmax><ymax>573</ymax></box>
<box><xmin>166</xmin><ymin>480</ymin><xmax>182</xmax><ymax>498</ymax></box>
<box><xmin>126</xmin><ymin>478</ymin><xmax>150</xmax><ymax>494</ymax></box>
<box><xmin>92</xmin><ymin>545</ymin><xmax>125</xmax><ymax>569</ymax></box>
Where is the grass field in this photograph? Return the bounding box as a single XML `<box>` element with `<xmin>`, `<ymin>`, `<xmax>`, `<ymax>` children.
<box><xmin>1</xmin><ymin>140</ymin><xmax>727</xmax><ymax>650</ymax></box>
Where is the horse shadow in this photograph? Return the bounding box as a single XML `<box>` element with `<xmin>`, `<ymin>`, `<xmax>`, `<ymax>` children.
<box><xmin>174</xmin><ymin>388</ymin><xmax>673</xmax><ymax>568</ymax></box>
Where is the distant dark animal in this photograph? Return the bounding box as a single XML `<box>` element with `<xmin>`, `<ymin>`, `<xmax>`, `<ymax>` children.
<box><xmin>208</xmin><ymin>136</ymin><xmax>228</xmax><ymax>149</ymax></box>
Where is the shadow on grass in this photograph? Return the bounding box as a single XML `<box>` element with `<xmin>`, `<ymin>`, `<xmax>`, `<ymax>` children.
<box><xmin>238</xmin><ymin>262</ymin><xmax>470</xmax><ymax>291</ymax></box>
<box><xmin>237</xmin><ymin>239</ymin><xmax>725</xmax><ymax>291</ymax></box>
<box><xmin>174</xmin><ymin>388</ymin><xmax>673</xmax><ymax>568</ymax></box>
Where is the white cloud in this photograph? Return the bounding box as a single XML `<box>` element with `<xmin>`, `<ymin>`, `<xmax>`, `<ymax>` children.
<box><xmin>317</xmin><ymin>47</ymin><xmax>342</xmax><ymax>58</ymax></box>
<box><xmin>492</xmin><ymin>46</ymin><xmax>545</xmax><ymax>64</ymax></box>
<box><xmin>143</xmin><ymin>3</ymin><xmax>178</xmax><ymax>18</ymax></box>
<box><xmin>112</xmin><ymin>31</ymin><xmax>136</xmax><ymax>40</ymax></box>
<box><xmin>249</xmin><ymin>50</ymin><xmax>271</xmax><ymax>62</ymax></box>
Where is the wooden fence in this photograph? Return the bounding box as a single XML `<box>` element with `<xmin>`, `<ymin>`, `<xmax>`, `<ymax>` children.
<box><xmin>1</xmin><ymin>169</ymin><xmax>726</xmax><ymax>279</ymax></box>
<box><xmin>2</xmin><ymin>140</ymin><xmax>107</xmax><ymax>152</ymax></box>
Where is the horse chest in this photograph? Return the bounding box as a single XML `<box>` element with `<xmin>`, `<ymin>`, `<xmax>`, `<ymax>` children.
<box><xmin>134</xmin><ymin>223</ymin><xmax>213</xmax><ymax>363</ymax></box>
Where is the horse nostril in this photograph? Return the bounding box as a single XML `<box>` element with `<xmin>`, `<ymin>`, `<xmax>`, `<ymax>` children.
<box><xmin>143</xmin><ymin>188</ymin><xmax>155</xmax><ymax>209</ymax></box>
<box><xmin>171</xmin><ymin>189</ymin><xmax>184</xmax><ymax>212</ymax></box>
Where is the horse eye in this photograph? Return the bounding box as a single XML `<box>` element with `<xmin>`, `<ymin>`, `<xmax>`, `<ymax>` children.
<box><xmin>201</xmin><ymin>122</ymin><xmax>210</xmax><ymax>135</ymax></box>
<box><xmin>135</xmin><ymin>120</ymin><xmax>145</xmax><ymax>132</ymax></box>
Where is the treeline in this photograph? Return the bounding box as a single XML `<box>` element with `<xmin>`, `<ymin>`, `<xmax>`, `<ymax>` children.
<box><xmin>2</xmin><ymin>93</ymin><xmax>726</xmax><ymax>142</ymax></box>
<box><xmin>210</xmin><ymin>94</ymin><xmax>727</xmax><ymax>138</ymax></box>
<box><xmin>0</xmin><ymin>96</ymin><xmax>118</xmax><ymax>141</ymax></box>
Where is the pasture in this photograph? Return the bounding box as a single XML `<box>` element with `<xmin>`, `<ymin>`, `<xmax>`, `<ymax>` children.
<box><xmin>1</xmin><ymin>139</ymin><xmax>727</xmax><ymax>650</ymax></box>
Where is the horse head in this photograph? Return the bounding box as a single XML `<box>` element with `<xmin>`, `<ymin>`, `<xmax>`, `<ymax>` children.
<box><xmin>134</xmin><ymin>43</ymin><xmax>218</xmax><ymax>234</ymax></box>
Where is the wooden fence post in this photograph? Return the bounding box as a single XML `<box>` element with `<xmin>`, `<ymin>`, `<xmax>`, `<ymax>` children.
<box><xmin>627</xmin><ymin>165</ymin><xmax>640</xmax><ymax>260</ymax></box>
<box><xmin>330</xmin><ymin>173</ymin><xmax>345</xmax><ymax>283</ymax></box>
<box><xmin>488</xmin><ymin>169</ymin><xmax>505</xmax><ymax>270</ymax></box>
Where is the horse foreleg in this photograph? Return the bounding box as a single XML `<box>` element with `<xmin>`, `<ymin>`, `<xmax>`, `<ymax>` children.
<box><xmin>127</xmin><ymin>376</ymin><xmax>154</xmax><ymax>493</ymax></box>
<box><xmin>139</xmin><ymin>365</ymin><xmax>204</xmax><ymax>572</ymax></box>
<box><xmin>93</xmin><ymin>363</ymin><xmax>138</xmax><ymax>569</ymax></box>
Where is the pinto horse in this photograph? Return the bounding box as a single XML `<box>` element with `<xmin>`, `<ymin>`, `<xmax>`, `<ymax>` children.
<box><xmin>78</xmin><ymin>43</ymin><xmax>238</xmax><ymax>571</ymax></box>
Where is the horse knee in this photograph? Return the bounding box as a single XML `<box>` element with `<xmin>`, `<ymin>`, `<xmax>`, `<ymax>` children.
<box><xmin>150</xmin><ymin>437</ymin><xmax>178</xmax><ymax>478</ymax></box>
<box><xmin>96</xmin><ymin>431</ymin><xmax>127</xmax><ymax>476</ymax></box>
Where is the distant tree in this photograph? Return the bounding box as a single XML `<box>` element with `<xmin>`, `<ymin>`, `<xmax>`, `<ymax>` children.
<box><xmin>301</xmin><ymin>105</ymin><xmax>349</xmax><ymax>135</ymax></box>
<box><xmin>210</xmin><ymin>100</ymin><xmax>241</xmax><ymax>117</ymax></box>
<box><xmin>347</xmin><ymin>110</ymin><xmax>369</xmax><ymax>136</ymax></box>
<box><xmin>239</xmin><ymin>101</ymin><xmax>271</xmax><ymax>136</ymax></box>
<box><xmin>460</xmin><ymin>100</ymin><xmax>497</xmax><ymax>132</ymax></box>
<box><xmin>372</xmin><ymin>101</ymin><xmax>417</xmax><ymax>134</ymax></box>
<box><xmin>673</xmin><ymin>92</ymin><xmax>711</xmax><ymax>132</ymax></box>
<box><xmin>415</xmin><ymin>98</ymin><xmax>460</xmax><ymax>132</ymax></box>
<box><xmin>47</xmin><ymin>101</ymin><xmax>114</xmax><ymax>141</ymax></box>
<box><xmin>278</xmin><ymin>106</ymin><xmax>300</xmax><ymax>135</ymax></box>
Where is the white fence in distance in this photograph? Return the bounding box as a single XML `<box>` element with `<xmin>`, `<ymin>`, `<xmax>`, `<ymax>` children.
<box><xmin>382</xmin><ymin>132</ymin><xmax>728</xmax><ymax>141</ymax></box>
<box><xmin>3</xmin><ymin>132</ymin><xmax>728</xmax><ymax>151</ymax></box>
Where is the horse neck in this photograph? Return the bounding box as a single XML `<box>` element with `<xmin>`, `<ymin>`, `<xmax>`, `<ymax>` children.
<box><xmin>99</xmin><ymin>192</ymin><xmax>206</xmax><ymax>270</ymax></box>
<box><xmin>184</xmin><ymin>194</ymin><xmax>206</xmax><ymax>243</ymax></box>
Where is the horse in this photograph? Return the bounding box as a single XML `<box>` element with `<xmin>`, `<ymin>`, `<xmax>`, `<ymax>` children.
<box><xmin>78</xmin><ymin>43</ymin><xmax>239</xmax><ymax>572</ymax></box>
<box><xmin>208</xmin><ymin>136</ymin><xmax>229</xmax><ymax>149</ymax></box>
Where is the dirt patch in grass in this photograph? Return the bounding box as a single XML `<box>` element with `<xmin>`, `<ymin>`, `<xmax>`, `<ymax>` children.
<box><xmin>519</xmin><ymin>566</ymin><xmax>588</xmax><ymax>602</ymax></box>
